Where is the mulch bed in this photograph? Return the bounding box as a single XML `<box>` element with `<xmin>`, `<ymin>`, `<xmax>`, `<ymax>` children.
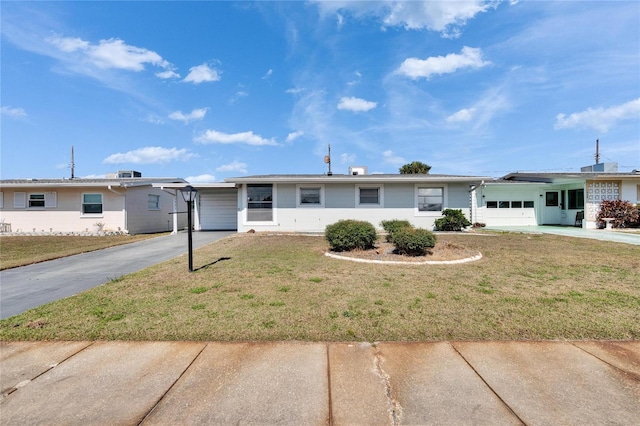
<box><xmin>331</xmin><ymin>241</ymin><xmax>480</xmax><ymax>263</ymax></box>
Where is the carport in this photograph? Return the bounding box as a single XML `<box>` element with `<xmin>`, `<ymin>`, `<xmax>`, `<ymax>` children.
<box><xmin>152</xmin><ymin>183</ymin><xmax>238</xmax><ymax>233</ymax></box>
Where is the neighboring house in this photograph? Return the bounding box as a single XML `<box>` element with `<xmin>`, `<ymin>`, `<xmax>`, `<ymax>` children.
<box><xmin>0</xmin><ymin>172</ymin><xmax>188</xmax><ymax>234</ymax></box>
<box><xmin>220</xmin><ymin>171</ymin><xmax>490</xmax><ymax>233</ymax></box>
<box><xmin>472</xmin><ymin>163</ymin><xmax>640</xmax><ymax>229</ymax></box>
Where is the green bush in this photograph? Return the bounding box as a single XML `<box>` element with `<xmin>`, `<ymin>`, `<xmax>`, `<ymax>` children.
<box><xmin>434</xmin><ymin>209</ymin><xmax>472</xmax><ymax>231</ymax></box>
<box><xmin>380</xmin><ymin>219</ymin><xmax>413</xmax><ymax>242</ymax></box>
<box><xmin>596</xmin><ymin>199</ymin><xmax>640</xmax><ymax>228</ymax></box>
<box><xmin>392</xmin><ymin>227</ymin><xmax>437</xmax><ymax>256</ymax></box>
<box><xmin>325</xmin><ymin>220</ymin><xmax>377</xmax><ymax>252</ymax></box>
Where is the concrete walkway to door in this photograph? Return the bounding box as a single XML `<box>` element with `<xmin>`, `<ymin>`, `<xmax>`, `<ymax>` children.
<box><xmin>0</xmin><ymin>231</ymin><xmax>234</xmax><ymax>320</ymax></box>
<box><xmin>485</xmin><ymin>225</ymin><xmax>640</xmax><ymax>245</ymax></box>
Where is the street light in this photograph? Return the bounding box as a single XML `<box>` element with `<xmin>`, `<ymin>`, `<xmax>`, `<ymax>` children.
<box><xmin>180</xmin><ymin>185</ymin><xmax>198</xmax><ymax>272</ymax></box>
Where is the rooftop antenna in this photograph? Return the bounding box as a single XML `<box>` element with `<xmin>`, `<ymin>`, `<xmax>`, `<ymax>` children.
<box><xmin>594</xmin><ymin>138</ymin><xmax>600</xmax><ymax>164</ymax></box>
<box><xmin>324</xmin><ymin>144</ymin><xmax>333</xmax><ymax>176</ymax></box>
<box><xmin>70</xmin><ymin>145</ymin><xmax>75</xmax><ymax>179</ymax></box>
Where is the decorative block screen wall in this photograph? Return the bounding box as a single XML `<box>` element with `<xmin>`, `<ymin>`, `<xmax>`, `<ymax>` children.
<box><xmin>586</xmin><ymin>181</ymin><xmax>620</xmax><ymax>220</ymax></box>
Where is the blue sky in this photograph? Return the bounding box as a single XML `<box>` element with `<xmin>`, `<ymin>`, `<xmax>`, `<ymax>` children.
<box><xmin>1</xmin><ymin>1</ymin><xmax>639</xmax><ymax>182</ymax></box>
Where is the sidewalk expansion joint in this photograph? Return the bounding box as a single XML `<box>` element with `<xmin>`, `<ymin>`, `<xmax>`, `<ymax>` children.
<box><xmin>326</xmin><ymin>343</ymin><xmax>334</xmax><ymax>426</ymax></box>
<box><xmin>373</xmin><ymin>345</ymin><xmax>402</xmax><ymax>426</ymax></box>
<box><xmin>450</xmin><ymin>342</ymin><xmax>527</xmax><ymax>426</ymax></box>
<box><xmin>137</xmin><ymin>342</ymin><xmax>209</xmax><ymax>425</ymax></box>
<box><xmin>570</xmin><ymin>342</ymin><xmax>640</xmax><ymax>382</ymax></box>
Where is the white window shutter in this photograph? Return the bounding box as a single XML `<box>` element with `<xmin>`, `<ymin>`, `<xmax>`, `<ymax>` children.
<box><xmin>14</xmin><ymin>192</ymin><xmax>26</xmax><ymax>209</ymax></box>
<box><xmin>45</xmin><ymin>191</ymin><xmax>57</xmax><ymax>208</ymax></box>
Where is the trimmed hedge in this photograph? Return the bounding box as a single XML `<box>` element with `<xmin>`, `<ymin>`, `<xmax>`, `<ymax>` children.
<box><xmin>392</xmin><ymin>227</ymin><xmax>437</xmax><ymax>256</ymax></box>
<box><xmin>325</xmin><ymin>220</ymin><xmax>377</xmax><ymax>252</ymax></box>
<box><xmin>380</xmin><ymin>219</ymin><xmax>413</xmax><ymax>242</ymax></box>
<box><xmin>434</xmin><ymin>209</ymin><xmax>472</xmax><ymax>231</ymax></box>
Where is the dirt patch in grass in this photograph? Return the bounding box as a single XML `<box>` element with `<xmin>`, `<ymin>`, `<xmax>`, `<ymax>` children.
<box><xmin>331</xmin><ymin>239</ymin><xmax>480</xmax><ymax>263</ymax></box>
<box><xmin>1</xmin><ymin>232</ymin><xmax>638</xmax><ymax>342</ymax></box>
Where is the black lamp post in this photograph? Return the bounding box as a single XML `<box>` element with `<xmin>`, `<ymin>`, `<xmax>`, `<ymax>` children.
<box><xmin>180</xmin><ymin>185</ymin><xmax>198</xmax><ymax>272</ymax></box>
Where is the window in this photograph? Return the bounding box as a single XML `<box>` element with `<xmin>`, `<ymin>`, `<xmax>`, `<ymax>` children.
<box><xmin>486</xmin><ymin>201</ymin><xmax>498</xmax><ymax>208</ymax></box>
<box><xmin>511</xmin><ymin>201</ymin><xmax>522</xmax><ymax>208</ymax></box>
<box><xmin>568</xmin><ymin>189</ymin><xmax>584</xmax><ymax>210</ymax></box>
<box><xmin>636</xmin><ymin>185</ymin><xmax>640</xmax><ymax>202</ymax></box>
<box><xmin>29</xmin><ymin>193</ymin><xmax>45</xmax><ymax>208</ymax></box>
<box><xmin>524</xmin><ymin>201</ymin><xmax>534</xmax><ymax>208</ymax></box>
<box><xmin>546</xmin><ymin>192</ymin><xmax>559</xmax><ymax>207</ymax></box>
<box><xmin>298</xmin><ymin>186</ymin><xmax>322</xmax><ymax>206</ymax></box>
<box><xmin>417</xmin><ymin>187</ymin><xmax>443</xmax><ymax>211</ymax></box>
<box><xmin>83</xmin><ymin>193</ymin><xmax>103</xmax><ymax>214</ymax></box>
<box><xmin>148</xmin><ymin>194</ymin><xmax>160</xmax><ymax>210</ymax></box>
<box><xmin>359</xmin><ymin>187</ymin><xmax>380</xmax><ymax>204</ymax></box>
<box><xmin>499</xmin><ymin>201</ymin><xmax>510</xmax><ymax>208</ymax></box>
<box><xmin>0</xmin><ymin>192</ymin><xmax>3</xmax><ymax>209</ymax></box>
<box><xmin>247</xmin><ymin>184</ymin><xmax>273</xmax><ymax>221</ymax></box>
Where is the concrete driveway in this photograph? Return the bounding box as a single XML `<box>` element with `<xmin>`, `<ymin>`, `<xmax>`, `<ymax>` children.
<box><xmin>0</xmin><ymin>231</ymin><xmax>234</xmax><ymax>319</ymax></box>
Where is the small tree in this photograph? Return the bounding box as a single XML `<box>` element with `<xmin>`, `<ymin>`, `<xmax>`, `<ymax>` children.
<box><xmin>399</xmin><ymin>161</ymin><xmax>431</xmax><ymax>174</ymax></box>
<box><xmin>434</xmin><ymin>209</ymin><xmax>472</xmax><ymax>231</ymax></box>
<box><xmin>596</xmin><ymin>200</ymin><xmax>639</xmax><ymax>228</ymax></box>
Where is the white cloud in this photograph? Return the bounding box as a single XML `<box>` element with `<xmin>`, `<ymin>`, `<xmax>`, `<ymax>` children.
<box><xmin>554</xmin><ymin>98</ymin><xmax>640</xmax><ymax>133</ymax></box>
<box><xmin>313</xmin><ymin>1</ymin><xmax>495</xmax><ymax>38</ymax></box>
<box><xmin>446</xmin><ymin>107</ymin><xmax>476</xmax><ymax>123</ymax></box>
<box><xmin>183</xmin><ymin>63</ymin><xmax>221</xmax><ymax>84</ymax></box>
<box><xmin>1</xmin><ymin>106</ymin><xmax>27</xmax><ymax>118</ymax></box>
<box><xmin>194</xmin><ymin>130</ymin><xmax>278</xmax><ymax>146</ymax></box>
<box><xmin>340</xmin><ymin>153</ymin><xmax>357</xmax><ymax>164</ymax></box>
<box><xmin>102</xmin><ymin>146</ymin><xmax>195</xmax><ymax>164</ymax></box>
<box><xmin>286</xmin><ymin>87</ymin><xmax>304</xmax><ymax>95</ymax></box>
<box><xmin>262</xmin><ymin>69</ymin><xmax>273</xmax><ymax>79</ymax></box>
<box><xmin>337</xmin><ymin>96</ymin><xmax>378</xmax><ymax>112</ymax></box>
<box><xmin>156</xmin><ymin>69</ymin><xmax>180</xmax><ymax>79</ymax></box>
<box><xmin>48</xmin><ymin>36</ymin><xmax>175</xmax><ymax>74</ymax></box>
<box><xmin>229</xmin><ymin>91</ymin><xmax>249</xmax><ymax>104</ymax></box>
<box><xmin>382</xmin><ymin>150</ymin><xmax>406</xmax><ymax>166</ymax></box>
<box><xmin>143</xmin><ymin>114</ymin><xmax>164</xmax><ymax>125</ymax></box>
<box><xmin>216</xmin><ymin>160</ymin><xmax>248</xmax><ymax>174</ymax></box>
<box><xmin>168</xmin><ymin>108</ymin><xmax>208</xmax><ymax>124</ymax></box>
<box><xmin>286</xmin><ymin>131</ymin><xmax>304</xmax><ymax>142</ymax></box>
<box><xmin>186</xmin><ymin>174</ymin><xmax>216</xmax><ymax>183</ymax></box>
<box><xmin>397</xmin><ymin>46</ymin><xmax>490</xmax><ymax>79</ymax></box>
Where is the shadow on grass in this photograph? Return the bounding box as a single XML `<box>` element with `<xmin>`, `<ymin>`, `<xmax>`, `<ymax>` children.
<box><xmin>195</xmin><ymin>257</ymin><xmax>232</xmax><ymax>272</ymax></box>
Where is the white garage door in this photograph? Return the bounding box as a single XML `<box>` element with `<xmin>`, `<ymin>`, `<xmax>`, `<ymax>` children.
<box><xmin>200</xmin><ymin>190</ymin><xmax>238</xmax><ymax>230</ymax></box>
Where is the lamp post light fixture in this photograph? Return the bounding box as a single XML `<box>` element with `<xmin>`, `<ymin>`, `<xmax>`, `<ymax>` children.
<box><xmin>180</xmin><ymin>185</ymin><xmax>198</xmax><ymax>272</ymax></box>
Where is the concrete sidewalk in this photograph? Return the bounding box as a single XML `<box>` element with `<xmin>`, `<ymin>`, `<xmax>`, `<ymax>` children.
<box><xmin>1</xmin><ymin>340</ymin><xmax>638</xmax><ymax>425</ymax></box>
<box><xmin>485</xmin><ymin>225</ymin><xmax>640</xmax><ymax>245</ymax></box>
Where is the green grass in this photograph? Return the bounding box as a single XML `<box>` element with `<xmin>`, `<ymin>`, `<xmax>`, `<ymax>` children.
<box><xmin>0</xmin><ymin>234</ymin><xmax>165</xmax><ymax>270</ymax></box>
<box><xmin>1</xmin><ymin>233</ymin><xmax>639</xmax><ymax>341</ymax></box>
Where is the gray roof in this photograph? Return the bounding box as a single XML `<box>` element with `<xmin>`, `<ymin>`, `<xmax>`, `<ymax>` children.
<box><xmin>225</xmin><ymin>173</ymin><xmax>491</xmax><ymax>184</ymax></box>
<box><xmin>502</xmin><ymin>171</ymin><xmax>640</xmax><ymax>184</ymax></box>
<box><xmin>0</xmin><ymin>177</ymin><xmax>187</xmax><ymax>188</ymax></box>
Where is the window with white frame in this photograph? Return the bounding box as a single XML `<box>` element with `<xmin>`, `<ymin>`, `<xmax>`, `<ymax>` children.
<box><xmin>417</xmin><ymin>187</ymin><xmax>443</xmax><ymax>212</ymax></box>
<box><xmin>247</xmin><ymin>184</ymin><xmax>273</xmax><ymax>221</ymax></box>
<box><xmin>82</xmin><ymin>193</ymin><xmax>103</xmax><ymax>214</ymax></box>
<box><xmin>148</xmin><ymin>194</ymin><xmax>160</xmax><ymax>210</ymax></box>
<box><xmin>356</xmin><ymin>185</ymin><xmax>383</xmax><ymax>206</ymax></box>
<box><xmin>297</xmin><ymin>185</ymin><xmax>323</xmax><ymax>207</ymax></box>
<box><xmin>29</xmin><ymin>193</ymin><xmax>45</xmax><ymax>208</ymax></box>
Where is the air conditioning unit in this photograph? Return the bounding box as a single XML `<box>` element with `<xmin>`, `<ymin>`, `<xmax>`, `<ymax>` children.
<box><xmin>349</xmin><ymin>166</ymin><xmax>368</xmax><ymax>175</ymax></box>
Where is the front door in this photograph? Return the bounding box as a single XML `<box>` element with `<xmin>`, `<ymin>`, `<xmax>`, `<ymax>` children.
<box><xmin>543</xmin><ymin>191</ymin><xmax>562</xmax><ymax>225</ymax></box>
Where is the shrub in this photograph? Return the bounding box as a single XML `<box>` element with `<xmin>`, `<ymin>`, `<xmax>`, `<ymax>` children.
<box><xmin>325</xmin><ymin>219</ymin><xmax>377</xmax><ymax>252</ymax></box>
<box><xmin>434</xmin><ymin>209</ymin><xmax>472</xmax><ymax>231</ymax></box>
<box><xmin>380</xmin><ymin>219</ymin><xmax>413</xmax><ymax>242</ymax></box>
<box><xmin>392</xmin><ymin>227</ymin><xmax>437</xmax><ymax>256</ymax></box>
<box><xmin>596</xmin><ymin>199</ymin><xmax>640</xmax><ymax>228</ymax></box>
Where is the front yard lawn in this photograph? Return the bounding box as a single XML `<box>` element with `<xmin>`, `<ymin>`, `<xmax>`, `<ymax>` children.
<box><xmin>1</xmin><ymin>233</ymin><xmax>638</xmax><ymax>341</ymax></box>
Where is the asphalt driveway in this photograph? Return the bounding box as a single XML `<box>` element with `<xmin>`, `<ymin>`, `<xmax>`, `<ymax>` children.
<box><xmin>0</xmin><ymin>231</ymin><xmax>234</xmax><ymax>320</ymax></box>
